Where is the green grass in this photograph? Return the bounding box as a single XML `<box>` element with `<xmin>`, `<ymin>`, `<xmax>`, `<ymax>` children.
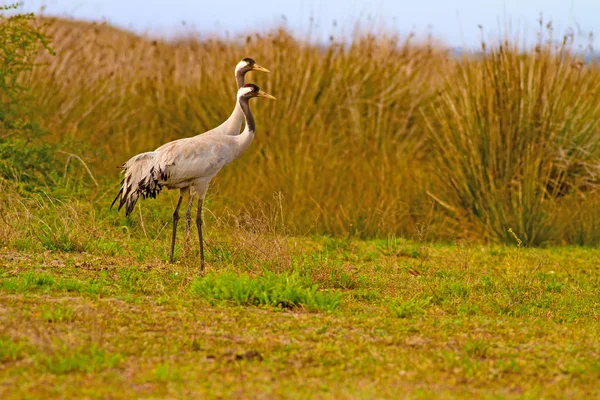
<box><xmin>0</xmin><ymin>235</ymin><xmax>599</xmax><ymax>399</ymax></box>
<box><xmin>0</xmin><ymin>336</ymin><xmax>25</xmax><ymax>363</ymax></box>
<box><xmin>190</xmin><ymin>271</ymin><xmax>342</xmax><ymax>312</ymax></box>
<box><xmin>1</xmin><ymin>7</ymin><xmax>600</xmax><ymax>399</ymax></box>
<box><xmin>43</xmin><ymin>344</ymin><xmax>121</xmax><ymax>375</ymax></box>
<box><xmin>41</xmin><ymin>304</ymin><xmax>75</xmax><ymax>323</ymax></box>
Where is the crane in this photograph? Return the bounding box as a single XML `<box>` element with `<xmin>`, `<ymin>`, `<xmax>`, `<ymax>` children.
<box><xmin>184</xmin><ymin>58</ymin><xmax>270</xmax><ymax>240</ymax></box>
<box><xmin>111</xmin><ymin>84</ymin><xmax>276</xmax><ymax>270</ymax></box>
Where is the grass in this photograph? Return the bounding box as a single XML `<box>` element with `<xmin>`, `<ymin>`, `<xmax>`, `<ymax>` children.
<box><xmin>1</xmin><ymin>233</ymin><xmax>599</xmax><ymax>398</ymax></box>
<box><xmin>424</xmin><ymin>25</ymin><xmax>600</xmax><ymax>245</ymax></box>
<box><xmin>3</xmin><ymin>13</ymin><xmax>600</xmax><ymax>243</ymax></box>
<box><xmin>43</xmin><ymin>344</ymin><xmax>121</xmax><ymax>375</ymax></box>
<box><xmin>0</xmin><ymin>336</ymin><xmax>25</xmax><ymax>363</ymax></box>
<box><xmin>18</xmin><ymin>16</ymin><xmax>599</xmax><ymax>244</ymax></box>
<box><xmin>190</xmin><ymin>271</ymin><xmax>342</xmax><ymax>312</ymax></box>
<box><xmin>1</xmin><ymin>6</ymin><xmax>600</xmax><ymax>399</ymax></box>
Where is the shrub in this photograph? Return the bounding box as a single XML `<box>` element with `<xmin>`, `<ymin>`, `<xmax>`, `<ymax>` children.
<box><xmin>0</xmin><ymin>4</ymin><xmax>56</xmax><ymax>189</ymax></box>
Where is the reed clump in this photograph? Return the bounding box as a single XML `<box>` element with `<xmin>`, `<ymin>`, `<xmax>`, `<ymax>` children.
<box><xmin>424</xmin><ymin>26</ymin><xmax>600</xmax><ymax>244</ymax></box>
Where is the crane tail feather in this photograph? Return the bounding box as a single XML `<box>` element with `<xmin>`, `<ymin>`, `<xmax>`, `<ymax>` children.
<box><xmin>112</xmin><ymin>152</ymin><xmax>164</xmax><ymax>217</ymax></box>
<box><xmin>110</xmin><ymin>190</ymin><xmax>121</xmax><ymax>210</ymax></box>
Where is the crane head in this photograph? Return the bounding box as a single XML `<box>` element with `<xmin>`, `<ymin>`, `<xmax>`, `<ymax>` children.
<box><xmin>235</xmin><ymin>58</ymin><xmax>271</xmax><ymax>76</ymax></box>
<box><xmin>238</xmin><ymin>83</ymin><xmax>276</xmax><ymax>100</ymax></box>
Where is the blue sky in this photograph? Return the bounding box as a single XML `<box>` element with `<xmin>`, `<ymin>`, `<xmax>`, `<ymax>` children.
<box><xmin>19</xmin><ymin>0</ymin><xmax>598</xmax><ymax>48</ymax></box>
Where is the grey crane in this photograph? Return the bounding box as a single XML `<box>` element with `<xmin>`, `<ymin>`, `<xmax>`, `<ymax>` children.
<box><xmin>111</xmin><ymin>84</ymin><xmax>276</xmax><ymax>270</ymax></box>
<box><xmin>183</xmin><ymin>58</ymin><xmax>270</xmax><ymax>240</ymax></box>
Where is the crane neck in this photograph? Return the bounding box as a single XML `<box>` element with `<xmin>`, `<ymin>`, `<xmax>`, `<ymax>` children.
<box><xmin>235</xmin><ymin>70</ymin><xmax>245</xmax><ymax>89</ymax></box>
<box><xmin>211</xmin><ymin>72</ymin><xmax>245</xmax><ymax>136</ymax></box>
<box><xmin>228</xmin><ymin>95</ymin><xmax>258</xmax><ymax>161</ymax></box>
<box><xmin>213</xmin><ymin>69</ymin><xmax>246</xmax><ymax>136</ymax></box>
<box><xmin>212</xmin><ymin>97</ymin><xmax>244</xmax><ymax>135</ymax></box>
<box><xmin>239</xmin><ymin>96</ymin><xmax>255</xmax><ymax>134</ymax></box>
<box><xmin>232</xmin><ymin>95</ymin><xmax>256</xmax><ymax>159</ymax></box>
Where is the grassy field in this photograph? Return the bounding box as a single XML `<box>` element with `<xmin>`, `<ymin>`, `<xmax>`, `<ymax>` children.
<box><xmin>1</xmin><ymin>8</ymin><xmax>600</xmax><ymax>399</ymax></box>
<box><xmin>1</xmin><ymin>230</ymin><xmax>599</xmax><ymax>399</ymax></box>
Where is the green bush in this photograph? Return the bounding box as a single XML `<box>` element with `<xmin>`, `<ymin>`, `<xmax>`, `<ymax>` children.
<box><xmin>0</xmin><ymin>4</ymin><xmax>56</xmax><ymax>189</ymax></box>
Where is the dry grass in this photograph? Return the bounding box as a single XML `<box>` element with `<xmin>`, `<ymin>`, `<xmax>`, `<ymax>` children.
<box><xmin>424</xmin><ymin>26</ymin><xmax>600</xmax><ymax>245</ymax></box>
<box><xmin>28</xmin><ymin>18</ymin><xmax>451</xmax><ymax>239</ymax></box>
<box><xmin>8</xmin><ymin>16</ymin><xmax>600</xmax><ymax>244</ymax></box>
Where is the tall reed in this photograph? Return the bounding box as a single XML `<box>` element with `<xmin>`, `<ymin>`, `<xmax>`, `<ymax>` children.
<box><xmin>29</xmin><ymin>19</ymin><xmax>449</xmax><ymax>238</ymax></box>
<box><xmin>18</xmin><ymin>17</ymin><xmax>600</xmax><ymax>244</ymax></box>
<box><xmin>424</xmin><ymin>25</ymin><xmax>600</xmax><ymax>244</ymax></box>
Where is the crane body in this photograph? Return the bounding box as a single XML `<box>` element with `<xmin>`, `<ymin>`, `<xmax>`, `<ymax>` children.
<box><xmin>112</xmin><ymin>84</ymin><xmax>275</xmax><ymax>270</ymax></box>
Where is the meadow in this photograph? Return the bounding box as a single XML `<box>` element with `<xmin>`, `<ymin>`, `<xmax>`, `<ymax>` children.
<box><xmin>1</xmin><ymin>7</ymin><xmax>600</xmax><ymax>399</ymax></box>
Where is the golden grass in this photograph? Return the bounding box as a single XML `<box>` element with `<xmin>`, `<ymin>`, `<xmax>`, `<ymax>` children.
<box><xmin>20</xmin><ymin>17</ymin><xmax>600</xmax><ymax>243</ymax></box>
<box><xmin>424</xmin><ymin>29</ymin><xmax>600</xmax><ymax>244</ymax></box>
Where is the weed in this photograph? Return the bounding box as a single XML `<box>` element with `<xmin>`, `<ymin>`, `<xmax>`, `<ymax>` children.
<box><xmin>152</xmin><ymin>363</ymin><xmax>181</xmax><ymax>382</ymax></box>
<box><xmin>463</xmin><ymin>339</ymin><xmax>490</xmax><ymax>359</ymax></box>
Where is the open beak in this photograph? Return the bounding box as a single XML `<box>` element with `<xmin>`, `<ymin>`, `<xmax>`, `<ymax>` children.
<box><xmin>252</xmin><ymin>64</ymin><xmax>271</xmax><ymax>73</ymax></box>
<box><xmin>257</xmin><ymin>90</ymin><xmax>276</xmax><ymax>100</ymax></box>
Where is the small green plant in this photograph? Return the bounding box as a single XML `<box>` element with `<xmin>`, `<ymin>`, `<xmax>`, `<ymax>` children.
<box><xmin>0</xmin><ymin>336</ymin><xmax>25</xmax><ymax>362</ymax></box>
<box><xmin>43</xmin><ymin>344</ymin><xmax>121</xmax><ymax>374</ymax></box>
<box><xmin>59</xmin><ymin>278</ymin><xmax>85</xmax><ymax>293</ymax></box>
<box><xmin>84</xmin><ymin>237</ymin><xmax>123</xmax><ymax>256</ymax></box>
<box><xmin>152</xmin><ymin>363</ymin><xmax>181</xmax><ymax>382</ymax></box>
<box><xmin>463</xmin><ymin>339</ymin><xmax>490</xmax><ymax>359</ymax></box>
<box><xmin>389</xmin><ymin>296</ymin><xmax>432</xmax><ymax>318</ymax></box>
<box><xmin>190</xmin><ymin>271</ymin><xmax>342</xmax><ymax>312</ymax></box>
<box><xmin>328</xmin><ymin>266</ymin><xmax>359</xmax><ymax>289</ymax></box>
<box><xmin>41</xmin><ymin>304</ymin><xmax>75</xmax><ymax>323</ymax></box>
<box><xmin>116</xmin><ymin>267</ymin><xmax>154</xmax><ymax>294</ymax></box>
<box><xmin>24</xmin><ymin>272</ymin><xmax>56</xmax><ymax>290</ymax></box>
<box><xmin>1</xmin><ymin>272</ymin><xmax>108</xmax><ymax>295</ymax></box>
<box><xmin>438</xmin><ymin>280</ymin><xmax>470</xmax><ymax>303</ymax></box>
<box><xmin>545</xmin><ymin>280</ymin><xmax>564</xmax><ymax>293</ymax></box>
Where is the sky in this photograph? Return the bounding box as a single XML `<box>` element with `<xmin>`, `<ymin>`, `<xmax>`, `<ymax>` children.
<box><xmin>18</xmin><ymin>0</ymin><xmax>599</xmax><ymax>49</ymax></box>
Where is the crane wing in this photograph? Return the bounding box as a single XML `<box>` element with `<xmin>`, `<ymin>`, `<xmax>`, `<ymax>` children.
<box><xmin>111</xmin><ymin>136</ymin><xmax>235</xmax><ymax>216</ymax></box>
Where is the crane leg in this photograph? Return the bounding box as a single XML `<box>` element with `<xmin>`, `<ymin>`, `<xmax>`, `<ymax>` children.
<box><xmin>184</xmin><ymin>193</ymin><xmax>195</xmax><ymax>248</ymax></box>
<box><xmin>195</xmin><ymin>197</ymin><xmax>205</xmax><ymax>271</ymax></box>
<box><xmin>169</xmin><ymin>193</ymin><xmax>185</xmax><ymax>264</ymax></box>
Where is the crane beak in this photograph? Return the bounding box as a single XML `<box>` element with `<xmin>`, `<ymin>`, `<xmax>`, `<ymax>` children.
<box><xmin>252</xmin><ymin>64</ymin><xmax>271</xmax><ymax>73</ymax></box>
<box><xmin>257</xmin><ymin>90</ymin><xmax>276</xmax><ymax>100</ymax></box>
